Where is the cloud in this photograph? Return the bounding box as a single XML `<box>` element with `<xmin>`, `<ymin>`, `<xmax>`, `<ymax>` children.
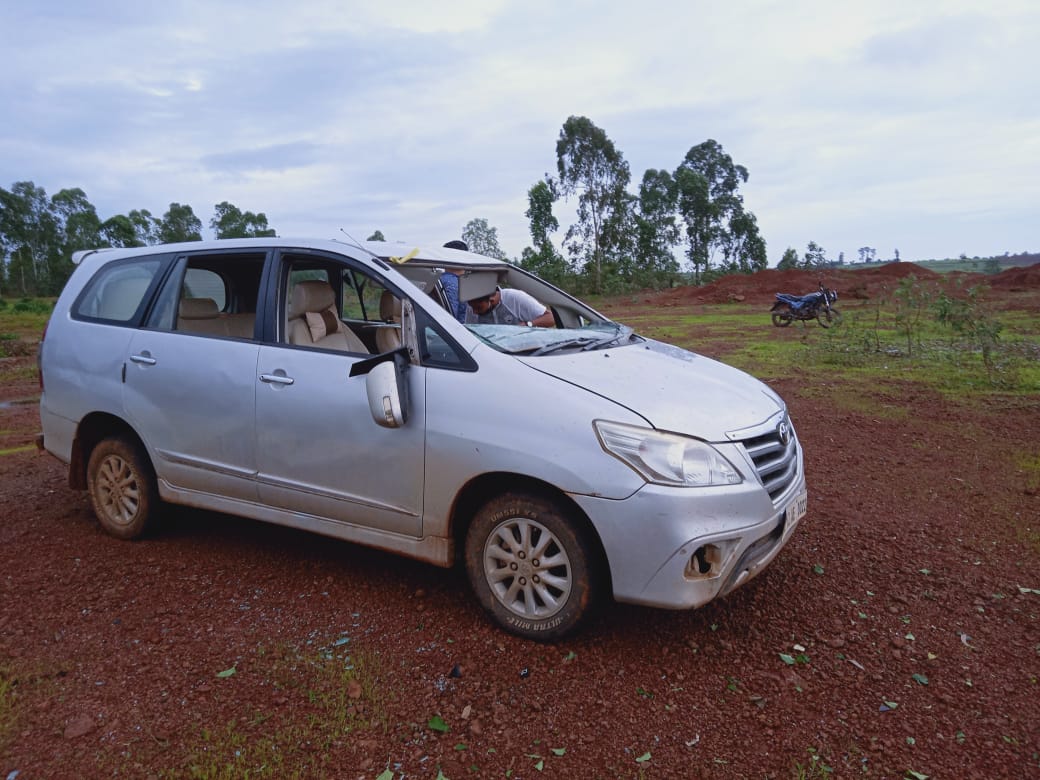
<box><xmin>200</xmin><ymin>142</ymin><xmax>324</xmax><ymax>175</ymax></box>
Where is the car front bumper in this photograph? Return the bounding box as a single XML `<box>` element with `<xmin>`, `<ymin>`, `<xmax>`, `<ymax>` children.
<box><xmin>571</xmin><ymin>473</ymin><xmax>807</xmax><ymax>610</ymax></box>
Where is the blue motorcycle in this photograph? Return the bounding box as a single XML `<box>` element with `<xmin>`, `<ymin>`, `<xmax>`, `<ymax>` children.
<box><xmin>770</xmin><ymin>284</ymin><xmax>841</xmax><ymax>328</ymax></box>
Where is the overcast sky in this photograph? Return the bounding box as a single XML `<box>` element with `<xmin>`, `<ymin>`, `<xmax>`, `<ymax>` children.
<box><xmin>2</xmin><ymin>0</ymin><xmax>1037</xmax><ymax>265</ymax></box>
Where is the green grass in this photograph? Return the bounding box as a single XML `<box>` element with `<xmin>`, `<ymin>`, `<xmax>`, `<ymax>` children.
<box><xmin>159</xmin><ymin>637</ymin><xmax>388</xmax><ymax>779</ymax></box>
<box><xmin>0</xmin><ymin>297</ymin><xmax>52</xmax><ymax>339</ymax></box>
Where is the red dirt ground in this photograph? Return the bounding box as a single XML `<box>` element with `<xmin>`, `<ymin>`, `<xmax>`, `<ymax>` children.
<box><xmin>1</xmin><ymin>265</ymin><xmax>1038</xmax><ymax>779</ymax></box>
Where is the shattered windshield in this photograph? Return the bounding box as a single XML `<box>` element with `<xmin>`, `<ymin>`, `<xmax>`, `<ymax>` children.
<box><xmin>468</xmin><ymin>322</ymin><xmax>637</xmax><ymax>356</ymax></box>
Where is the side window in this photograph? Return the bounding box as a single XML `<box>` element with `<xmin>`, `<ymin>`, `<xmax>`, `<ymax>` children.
<box><xmin>183</xmin><ymin>268</ymin><xmax>227</xmax><ymax>310</ymax></box>
<box><xmin>281</xmin><ymin>257</ymin><xmax>403</xmax><ymax>356</ymax></box>
<box><xmin>73</xmin><ymin>257</ymin><xmax>163</xmax><ymax>323</ymax></box>
<box><xmin>415</xmin><ymin>310</ymin><xmax>476</xmax><ymax>371</ymax></box>
<box><xmin>147</xmin><ymin>253</ymin><xmax>264</xmax><ymax>339</ymax></box>
<box><xmin>341</xmin><ymin>268</ymin><xmax>389</xmax><ymax>323</ymax></box>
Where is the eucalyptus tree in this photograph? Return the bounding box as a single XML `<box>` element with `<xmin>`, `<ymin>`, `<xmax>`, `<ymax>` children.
<box><xmin>804</xmin><ymin>240</ymin><xmax>827</xmax><ymax>268</ymax></box>
<box><xmin>634</xmin><ymin>168</ymin><xmax>680</xmax><ymax>287</ymax></box>
<box><xmin>519</xmin><ymin>178</ymin><xmax>568</xmax><ymax>286</ymax></box>
<box><xmin>128</xmin><ymin>209</ymin><xmax>161</xmax><ymax>245</ymax></box>
<box><xmin>158</xmin><ymin>202</ymin><xmax>203</xmax><ymax>244</ymax></box>
<box><xmin>51</xmin><ymin>187</ymin><xmax>101</xmax><ymax>288</ymax></box>
<box><xmin>555</xmin><ymin>116</ymin><xmax>631</xmax><ymax>293</ymax></box>
<box><xmin>0</xmin><ymin>181</ymin><xmax>60</xmax><ymax>295</ymax></box>
<box><xmin>100</xmin><ymin>214</ymin><xmax>141</xmax><ymax>248</ymax></box>
<box><xmin>210</xmin><ymin>201</ymin><xmax>276</xmax><ymax>239</ymax></box>
<box><xmin>722</xmin><ymin>211</ymin><xmax>767</xmax><ymax>273</ymax></box>
<box><xmin>777</xmin><ymin>247</ymin><xmax>800</xmax><ymax>270</ymax></box>
<box><xmin>462</xmin><ymin>217</ymin><xmax>507</xmax><ymax>260</ymax></box>
<box><xmin>675</xmin><ymin>139</ymin><xmax>762</xmax><ymax>284</ymax></box>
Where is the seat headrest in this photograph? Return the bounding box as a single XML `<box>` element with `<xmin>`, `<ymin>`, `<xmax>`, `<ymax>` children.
<box><xmin>179</xmin><ymin>297</ymin><xmax>220</xmax><ymax>320</ymax></box>
<box><xmin>290</xmin><ymin>280</ymin><xmax>335</xmax><ymax>318</ymax></box>
<box><xmin>379</xmin><ymin>291</ymin><xmax>402</xmax><ymax>320</ymax></box>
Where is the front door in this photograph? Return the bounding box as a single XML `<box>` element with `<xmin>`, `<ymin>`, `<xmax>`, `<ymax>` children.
<box><xmin>253</xmin><ymin>343</ymin><xmax>426</xmax><ymax>536</ymax></box>
<box><xmin>253</xmin><ymin>252</ymin><xmax>425</xmax><ymax>537</ymax></box>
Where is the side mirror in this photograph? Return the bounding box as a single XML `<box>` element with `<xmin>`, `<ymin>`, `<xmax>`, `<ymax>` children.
<box><xmin>351</xmin><ymin>349</ymin><xmax>410</xmax><ymax>428</ymax></box>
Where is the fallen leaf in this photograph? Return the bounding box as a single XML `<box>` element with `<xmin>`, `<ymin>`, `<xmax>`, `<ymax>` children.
<box><xmin>551</xmin><ymin>747</ymin><xmax>566</xmax><ymax>756</ymax></box>
<box><xmin>428</xmin><ymin>715</ymin><xmax>449</xmax><ymax>733</ymax></box>
<box><xmin>376</xmin><ymin>772</ymin><xmax>393</xmax><ymax>780</ymax></box>
<box><xmin>635</xmin><ymin>752</ymin><xmax>651</xmax><ymax>763</ymax></box>
<box><xmin>216</xmin><ymin>666</ymin><xmax>236</xmax><ymax>678</ymax></box>
<box><xmin>779</xmin><ymin>653</ymin><xmax>795</xmax><ymax>665</ymax></box>
<box><xmin>912</xmin><ymin>674</ymin><xmax>929</xmax><ymax>685</ymax></box>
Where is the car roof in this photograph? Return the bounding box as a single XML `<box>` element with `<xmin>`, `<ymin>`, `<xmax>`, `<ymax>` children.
<box><xmin>72</xmin><ymin>238</ymin><xmax>508</xmax><ymax>269</ymax></box>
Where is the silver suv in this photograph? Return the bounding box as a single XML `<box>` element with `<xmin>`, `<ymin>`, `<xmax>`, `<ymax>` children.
<box><xmin>38</xmin><ymin>238</ymin><xmax>807</xmax><ymax>639</ymax></box>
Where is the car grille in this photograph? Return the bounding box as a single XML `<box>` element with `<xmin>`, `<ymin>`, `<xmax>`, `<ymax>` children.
<box><xmin>738</xmin><ymin>419</ymin><xmax>800</xmax><ymax>504</ymax></box>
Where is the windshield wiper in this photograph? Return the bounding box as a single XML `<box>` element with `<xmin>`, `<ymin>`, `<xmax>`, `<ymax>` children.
<box><xmin>581</xmin><ymin>324</ymin><xmax>632</xmax><ymax>351</ymax></box>
<box><xmin>530</xmin><ymin>336</ymin><xmax>601</xmax><ymax>356</ymax></box>
<box><xmin>530</xmin><ymin>325</ymin><xmax>632</xmax><ymax>356</ymax></box>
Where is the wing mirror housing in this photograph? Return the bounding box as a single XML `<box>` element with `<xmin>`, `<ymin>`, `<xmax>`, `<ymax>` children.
<box><xmin>349</xmin><ymin>348</ymin><xmax>410</xmax><ymax>428</ymax></box>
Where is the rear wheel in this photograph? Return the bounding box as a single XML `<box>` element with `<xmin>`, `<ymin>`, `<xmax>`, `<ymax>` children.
<box><xmin>465</xmin><ymin>493</ymin><xmax>598</xmax><ymax>641</ymax></box>
<box><xmin>771</xmin><ymin>311</ymin><xmax>793</xmax><ymax>327</ymax></box>
<box><xmin>86</xmin><ymin>437</ymin><xmax>159</xmax><ymax>540</ymax></box>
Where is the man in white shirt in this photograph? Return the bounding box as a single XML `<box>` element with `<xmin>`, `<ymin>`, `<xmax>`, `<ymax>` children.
<box><xmin>465</xmin><ymin>286</ymin><xmax>555</xmax><ymax>327</ymax></box>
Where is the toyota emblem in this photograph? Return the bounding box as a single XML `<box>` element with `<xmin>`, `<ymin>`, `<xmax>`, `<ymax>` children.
<box><xmin>777</xmin><ymin>421</ymin><xmax>790</xmax><ymax>445</ymax></box>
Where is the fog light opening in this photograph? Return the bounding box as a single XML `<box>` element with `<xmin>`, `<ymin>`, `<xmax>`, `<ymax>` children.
<box><xmin>688</xmin><ymin>544</ymin><xmax>722</xmax><ymax>578</ymax></box>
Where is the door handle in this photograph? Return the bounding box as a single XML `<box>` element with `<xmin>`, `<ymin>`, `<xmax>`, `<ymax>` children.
<box><xmin>259</xmin><ymin>373</ymin><xmax>294</xmax><ymax>386</ymax></box>
<box><xmin>129</xmin><ymin>354</ymin><xmax>157</xmax><ymax>366</ymax></box>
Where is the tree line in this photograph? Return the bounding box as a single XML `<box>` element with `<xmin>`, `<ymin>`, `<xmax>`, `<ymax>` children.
<box><xmin>1</xmin><ymin>115</ymin><xmax>769</xmax><ymax>297</ymax></box>
<box><xmin>0</xmin><ymin>183</ymin><xmax>275</xmax><ymax>296</ymax></box>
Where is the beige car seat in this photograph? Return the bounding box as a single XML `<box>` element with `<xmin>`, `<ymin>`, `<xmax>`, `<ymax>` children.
<box><xmin>375</xmin><ymin>290</ymin><xmax>403</xmax><ymax>353</ymax></box>
<box><xmin>287</xmin><ymin>280</ymin><xmax>368</xmax><ymax>353</ymax></box>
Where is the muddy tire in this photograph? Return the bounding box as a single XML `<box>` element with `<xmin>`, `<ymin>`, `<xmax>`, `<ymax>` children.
<box><xmin>465</xmin><ymin>493</ymin><xmax>598</xmax><ymax>641</ymax></box>
<box><xmin>86</xmin><ymin>437</ymin><xmax>159</xmax><ymax>540</ymax></box>
<box><xmin>771</xmin><ymin>311</ymin><xmax>792</xmax><ymax>327</ymax></box>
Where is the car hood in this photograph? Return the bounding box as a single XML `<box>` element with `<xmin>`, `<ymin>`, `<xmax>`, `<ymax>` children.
<box><xmin>518</xmin><ymin>339</ymin><xmax>785</xmax><ymax>440</ymax></box>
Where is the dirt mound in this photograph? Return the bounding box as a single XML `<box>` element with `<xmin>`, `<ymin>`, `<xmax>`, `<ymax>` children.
<box><xmin>989</xmin><ymin>261</ymin><xmax>1040</xmax><ymax>290</ymax></box>
<box><xmin>649</xmin><ymin>262</ymin><xmax>946</xmax><ymax>306</ymax></box>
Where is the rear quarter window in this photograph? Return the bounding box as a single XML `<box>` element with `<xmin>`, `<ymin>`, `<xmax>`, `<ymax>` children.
<box><xmin>72</xmin><ymin>257</ymin><xmax>164</xmax><ymax>323</ymax></box>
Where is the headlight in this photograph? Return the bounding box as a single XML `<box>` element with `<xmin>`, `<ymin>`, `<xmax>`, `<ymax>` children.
<box><xmin>593</xmin><ymin>420</ymin><xmax>743</xmax><ymax>487</ymax></box>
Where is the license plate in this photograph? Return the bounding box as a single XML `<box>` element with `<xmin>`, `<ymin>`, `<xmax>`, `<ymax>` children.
<box><xmin>786</xmin><ymin>490</ymin><xmax>808</xmax><ymax>525</ymax></box>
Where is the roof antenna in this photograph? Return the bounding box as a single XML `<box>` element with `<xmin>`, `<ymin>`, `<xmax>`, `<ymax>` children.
<box><xmin>338</xmin><ymin>228</ymin><xmax>384</xmax><ymax>264</ymax></box>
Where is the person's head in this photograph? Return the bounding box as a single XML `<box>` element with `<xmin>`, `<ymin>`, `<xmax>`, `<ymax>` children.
<box><xmin>467</xmin><ymin>287</ymin><xmax>500</xmax><ymax>316</ymax></box>
<box><xmin>443</xmin><ymin>239</ymin><xmax>468</xmax><ymax>251</ymax></box>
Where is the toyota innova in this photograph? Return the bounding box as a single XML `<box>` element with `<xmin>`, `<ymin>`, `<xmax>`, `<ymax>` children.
<box><xmin>38</xmin><ymin>238</ymin><xmax>807</xmax><ymax>639</ymax></box>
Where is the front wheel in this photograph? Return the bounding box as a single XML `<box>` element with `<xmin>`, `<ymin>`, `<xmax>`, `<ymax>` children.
<box><xmin>465</xmin><ymin>493</ymin><xmax>599</xmax><ymax>641</ymax></box>
<box><xmin>771</xmin><ymin>311</ymin><xmax>793</xmax><ymax>327</ymax></box>
<box><xmin>817</xmin><ymin>308</ymin><xmax>842</xmax><ymax>328</ymax></box>
<box><xmin>86</xmin><ymin>437</ymin><xmax>160</xmax><ymax>540</ymax></box>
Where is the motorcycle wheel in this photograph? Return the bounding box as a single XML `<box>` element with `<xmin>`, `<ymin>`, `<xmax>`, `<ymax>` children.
<box><xmin>817</xmin><ymin>308</ymin><xmax>842</xmax><ymax>328</ymax></box>
<box><xmin>771</xmin><ymin>312</ymin><xmax>793</xmax><ymax>327</ymax></box>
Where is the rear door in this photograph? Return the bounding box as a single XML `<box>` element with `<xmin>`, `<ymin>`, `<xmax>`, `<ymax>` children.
<box><xmin>122</xmin><ymin>250</ymin><xmax>266</xmax><ymax>503</ymax></box>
